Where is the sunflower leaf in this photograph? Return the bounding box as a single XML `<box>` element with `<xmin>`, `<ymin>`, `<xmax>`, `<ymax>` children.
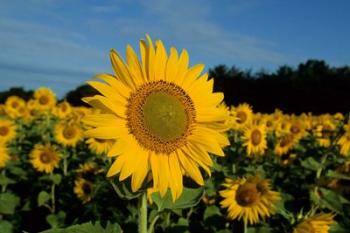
<box><xmin>0</xmin><ymin>192</ymin><xmax>20</xmax><ymax>215</ymax></box>
<box><xmin>151</xmin><ymin>187</ymin><xmax>204</xmax><ymax>211</ymax></box>
<box><xmin>39</xmin><ymin>221</ymin><xmax>122</xmax><ymax>233</ymax></box>
<box><xmin>38</xmin><ymin>191</ymin><xmax>51</xmax><ymax>207</ymax></box>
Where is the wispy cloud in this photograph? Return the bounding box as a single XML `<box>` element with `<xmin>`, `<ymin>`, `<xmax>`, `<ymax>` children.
<box><xmin>87</xmin><ymin>0</ymin><xmax>290</xmax><ymax>67</ymax></box>
<box><xmin>0</xmin><ymin>0</ymin><xmax>296</xmax><ymax>97</ymax></box>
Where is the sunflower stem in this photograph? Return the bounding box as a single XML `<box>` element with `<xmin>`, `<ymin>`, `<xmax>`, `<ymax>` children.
<box><xmin>138</xmin><ymin>192</ymin><xmax>147</xmax><ymax>233</ymax></box>
<box><xmin>243</xmin><ymin>220</ymin><xmax>248</xmax><ymax>233</ymax></box>
<box><xmin>63</xmin><ymin>157</ymin><xmax>68</xmax><ymax>176</ymax></box>
<box><xmin>51</xmin><ymin>182</ymin><xmax>56</xmax><ymax>214</ymax></box>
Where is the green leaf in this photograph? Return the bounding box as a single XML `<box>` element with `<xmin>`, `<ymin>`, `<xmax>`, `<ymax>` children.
<box><xmin>203</xmin><ymin>205</ymin><xmax>222</xmax><ymax>221</ymax></box>
<box><xmin>38</xmin><ymin>191</ymin><xmax>51</xmax><ymax>207</ymax></box>
<box><xmin>109</xmin><ymin>180</ymin><xmax>141</xmax><ymax>200</ymax></box>
<box><xmin>312</xmin><ymin>188</ymin><xmax>350</xmax><ymax>214</ymax></box>
<box><xmin>330</xmin><ymin>222</ymin><xmax>349</xmax><ymax>233</ymax></box>
<box><xmin>0</xmin><ymin>220</ymin><xmax>13</xmax><ymax>233</ymax></box>
<box><xmin>46</xmin><ymin>211</ymin><xmax>66</xmax><ymax>228</ymax></box>
<box><xmin>0</xmin><ymin>192</ymin><xmax>20</xmax><ymax>214</ymax></box>
<box><xmin>0</xmin><ymin>174</ymin><xmax>15</xmax><ymax>186</ymax></box>
<box><xmin>151</xmin><ymin>187</ymin><xmax>204</xmax><ymax>211</ymax></box>
<box><xmin>301</xmin><ymin>157</ymin><xmax>321</xmax><ymax>171</ymax></box>
<box><xmin>40</xmin><ymin>221</ymin><xmax>122</xmax><ymax>233</ymax></box>
<box><xmin>326</xmin><ymin>170</ymin><xmax>350</xmax><ymax>180</ymax></box>
<box><xmin>247</xmin><ymin>227</ymin><xmax>272</xmax><ymax>233</ymax></box>
<box><xmin>51</xmin><ymin>174</ymin><xmax>62</xmax><ymax>185</ymax></box>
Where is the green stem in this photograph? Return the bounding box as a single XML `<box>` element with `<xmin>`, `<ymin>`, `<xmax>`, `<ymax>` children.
<box><xmin>51</xmin><ymin>180</ymin><xmax>56</xmax><ymax>214</ymax></box>
<box><xmin>1</xmin><ymin>170</ymin><xmax>6</xmax><ymax>193</ymax></box>
<box><xmin>316</xmin><ymin>154</ymin><xmax>328</xmax><ymax>179</ymax></box>
<box><xmin>138</xmin><ymin>192</ymin><xmax>147</xmax><ymax>233</ymax></box>
<box><xmin>243</xmin><ymin>220</ymin><xmax>247</xmax><ymax>233</ymax></box>
<box><xmin>148</xmin><ymin>215</ymin><xmax>159</xmax><ymax>233</ymax></box>
<box><xmin>63</xmin><ymin>157</ymin><xmax>68</xmax><ymax>176</ymax></box>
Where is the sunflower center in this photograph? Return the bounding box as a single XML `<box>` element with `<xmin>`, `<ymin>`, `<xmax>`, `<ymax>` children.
<box><xmin>290</xmin><ymin>125</ymin><xmax>300</xmax><ymax>134</ymax></box>
<box><xmin>127</xmin><ymin>81</ymin><xmax>195</xmax><ymax>154</ymax></box>
<box><xmin>280</xmin><ymin>134</ymin><xmax>293</xmax><ymax>147</ymax></box>
<box><xmin>63</xmin><ymin>126</ymin><xmax>76</xmax><ymax>139</ymax></box>
<box><xmin>235</xmin><ymin>183</ymin><xmax>260</xmax><ymax>207</ymax></box>
<box><xmin>11</xmin><ymin>101</ymin><xmax>19</xmax><ymax>108</ymax></box>
<box><xmin>251</xmin><ymin>129</ymin><xmax>262</xmax><ymax>145</ymax></box>
<box><xmin>236</xmin><ymin>111</ymin><xmax>247</xmax><ymax>124</ymax></box>
<box><xmin>82</xmin><ymin>182</ymin><xmax>92</xmax><ymax>194</ymax></box>
<box><xmin>39</xmin><ymin>96</ymin><xmax>49</xmax><ymax>105</ymax></box>
<box><xmin>61</xmin><ymin>103</ymin><xmax>68</xmax><ymax>112</ymax></box>
<box><xmin>0</xmin><ymin>126</ymin><xmax>9</xmax><ymax>136</ymax></box>
<box><xmin>322</xmin><ymin>124</ymin><xmax>333</xmax><ymax>138</ymax></box>
<box><xmin>40</xmin><ymin>151</ymin><xmax>53</xmax><ymax>164</ymax></box>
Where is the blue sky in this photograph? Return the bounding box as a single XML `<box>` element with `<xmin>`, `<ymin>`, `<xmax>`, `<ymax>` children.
<box><xmin>1</xmin><ymin>0</ymin><xmax>349</xmax><ymax>97</ymax></box>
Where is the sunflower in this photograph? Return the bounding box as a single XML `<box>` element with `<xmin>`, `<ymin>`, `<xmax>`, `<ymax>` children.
<box><xmin>55</xmin><ymin>101</ymin><xmax>72</xmax><ymax>119</ymax></box>
<box><xmin>5</xmin><ymin>96</ymin><xmax>26</xmax><ymax>118</ymax></box>
<box><xmin>288</xmin><ymin>119</ymin><xmax>306</xmax><ymax>140</ymax></box>
<box><xmin>231</xmin><ymin>103</ymin><xmax>253</xmax><ymax>131</ymax></box>
<box><xmin>219</xmin><ymin>176</ymin><xmax>281</xmax><ymax>225</ymax></box>
<box><xmin>293</xmin><ymin>213</ymin><xmax>335</xmax><ymax>233</ymax></box>
<box><xmin>0</xmin><ymin>144</ymin><xmax>11</xmax><ymax>168</ymax></box>
<box><xmin>83</xmin><ymin>35</ymin><xmax>229</xmax><ymax>200</ymax></box>
<box><xmin>54</xmin><ymin>121</ymin><xmax>83</xmax><ymax>147</ymax></box>
<box><xmin>315</xmin><ymin>119</ymin><xmax>335</xmax><ymax>148</ymax></box>
<box><xmin>74</xmin><ymin>177</ymin><xmax>94</xmax><ymax>203</ymax></box>
<box><xmin>76</xmin><ymin>162</ymin><xmax>104</xmax><ymax>176</ymax></box>
<box><xmin>34</xmin><ymin>87</ymin><xmax>56</xmax><ymax>110</ymax></box>
<box><xmin>86</xmin><ymin>138</ymin><xmax>115</xmax><ymax>155</ymax></box>
<box><xmin>274</xmin><ymin>133</ymin><xmax>298</xmax><ymax>156</ymax></box>
<box><xmin>242</xmin><ymin>124</ymin><xmax>267</xmax><ymax>156</ymax></box>
<box><xmin>30</xmin><ymin>144</ymin><xmax>61</xmax><ymax>173</ymax></box>
<box><xmin>0</xmin><ymin>119</ymin><xmax>17</xmax><ymax>143</ymax></box>
<box><xmin>337</xmin><ymin>122</ymin><xmax>350</xmax><ymax>156</ymax></box>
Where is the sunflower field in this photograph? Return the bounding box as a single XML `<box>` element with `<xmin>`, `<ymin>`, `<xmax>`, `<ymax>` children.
<box><xmin>1</xmin><ymin>37</ymin><xmax>350</xmax><ymax>233</ymax></box>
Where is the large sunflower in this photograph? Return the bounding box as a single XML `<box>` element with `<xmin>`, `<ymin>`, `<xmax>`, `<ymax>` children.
<box><xmin>54</xmin><ymin>121</ymin><xmax>83</xmax><ymax>147</ymax></box>
<box><xmin>242</xmin><ymin>124</ymin><xmax>267</xmax><ymax>156</ymax></box>
<box><xmin>30</xmin><ymin>144</ymin><xmax>61</xmax><ymax>173</ymax></box>
<box><xmin>293</xmin><ymin>213</ymin><xmax>335</xmax><ymax>233</ymax></box>
<box><xmin>83</xmin><ymin>35</ymin><xmax>229</xmax><ymax>200</ymax></box>
<box><xmin>219</xmin><ymin>176</ymin><xmax>281</xmax><ymax>225</ymax></box>
<box><xmin>0</xmin><ymin>119</ymin><xmax>17</xmax><ymax>143</ymax></box>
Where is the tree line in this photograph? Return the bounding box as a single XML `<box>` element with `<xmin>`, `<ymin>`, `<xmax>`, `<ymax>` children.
<box><xmin>1</xmin><ymin>59</ymin><xmax>349</xmax><ymax>114</ymax></box>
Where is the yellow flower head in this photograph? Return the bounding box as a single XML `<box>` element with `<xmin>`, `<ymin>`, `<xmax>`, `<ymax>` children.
<box><xmin>0</xmin><ymin>144</ymin><xmax>11</xmax><ymax>168</ymax></box>
<box><xmin>337</xmin><ymin>122</ymin><xmax>350</xmax><ymax>156</ymax></box>
<box><xmin>219</xmin><ymin>176</ymin><xmax>281</xmax><ymax>225</ymax></box>
<box><xmin>242</xmin><ymin>124</ymin><xmax>267</xmax><ymax>156</ymax></box>
<box><xmin>54</xmin><ymin>121</ymin><xmax>83</xmax><ymax>147</ymax></box>
<box><xmin>83</xmin><ymin>35</ymin><xmax>229</xmax><ymax>200</ymax></box>
<box><xmin>293</xmin><ymin>213</ymin><xmax>335</xmax><ymax>233</ymax></box>
<box><xmin>274</xmin><ymin>133</ymin><xmax>298</xmax><ymax>156</ymax></box>
<box><xmin>231</xmin><ymin>103</ymin><xmax>253</xmax><ymax>131</ymax></box>
<box><xmin>5</xmin><ymin>96</ymin><xmax>26</xmax><ymax>118</ymax></box>
<box><xmin>30</xmin><ymin>144</ymin><xmax>61</xmax><ymax>173</ymax></box>
<box><xmin>0</xmin><ymin>119</ymin><xmax>17</xmax><ymax>143</ymax></box>
<box><xmin>34</xmin><ymin>87</ymin><xmax>56</xmax><ymax>110</ymax></box>
<box><xmin>54</xmin><ymin>101</ymin><xmax>72</xmax><ymax>119</ymax></box>
<box><xmin>86</xmin><ymin>137</ymin><xmax>115</xmax><ymax>155</ymax></box>
<box><xmin>74</xmin><ymin>177</ymin><xmax>94</xmax><ymax>203</ymax></box>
